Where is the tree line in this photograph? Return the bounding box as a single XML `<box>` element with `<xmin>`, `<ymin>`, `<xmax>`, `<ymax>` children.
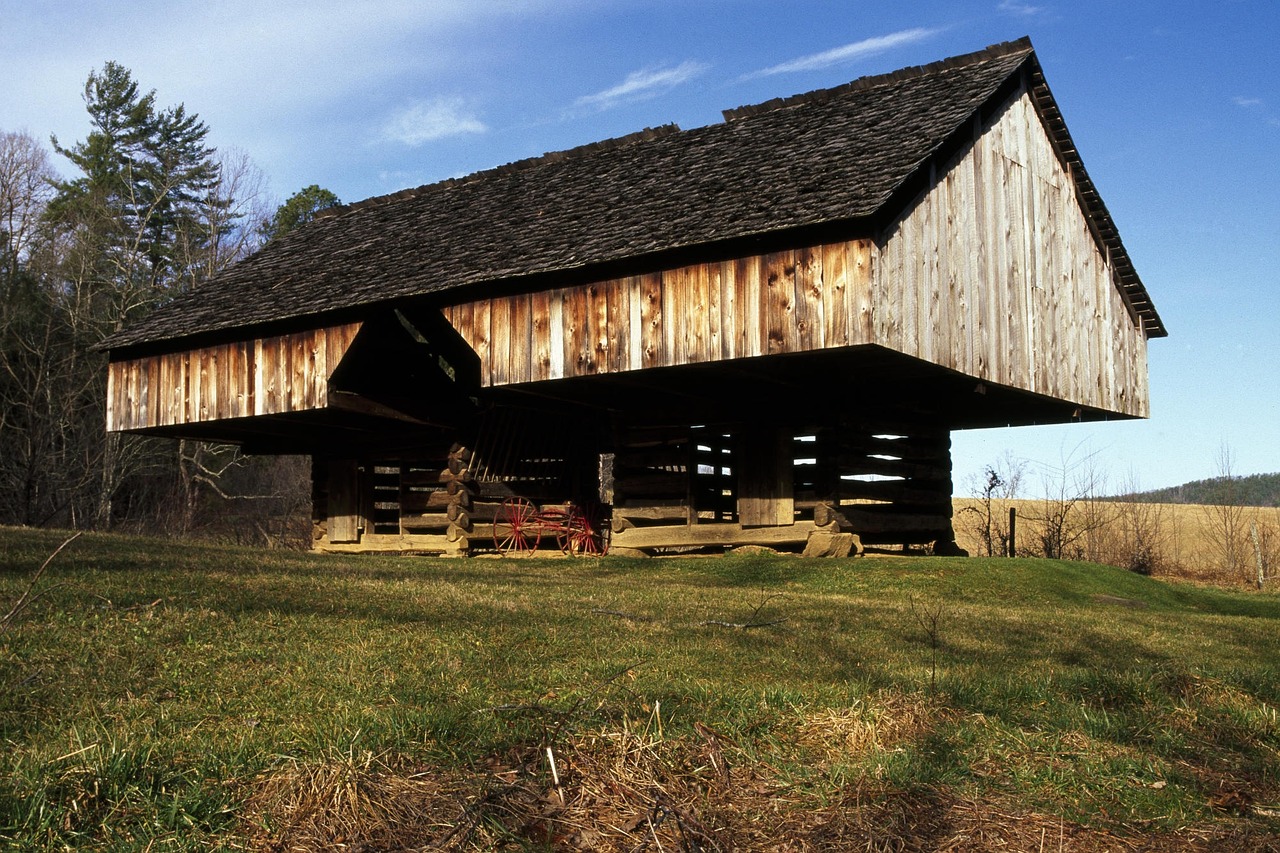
<box><xmin>1</xmin><ymin>62</ymin><xmax>338</xmax><ymax>541</ymax></box>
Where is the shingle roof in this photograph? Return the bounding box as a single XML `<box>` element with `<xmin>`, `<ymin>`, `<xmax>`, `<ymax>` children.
<box><xmin>104</xmin><ymin>37</ymin><xmax>1163</xmax><ymax>351</ymax></box>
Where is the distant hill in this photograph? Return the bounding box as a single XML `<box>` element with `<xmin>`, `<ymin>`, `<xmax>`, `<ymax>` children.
<box><xmin>1120</xmin><ymin>472</ymin><xmax>1280</xmax><ymax>507</ymax></box>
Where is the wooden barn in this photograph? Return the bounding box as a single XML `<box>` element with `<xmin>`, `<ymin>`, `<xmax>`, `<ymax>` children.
<box><xmin>101</xmin><ymin>38</ymin><xmax>1164</xmax><ymax>556</ymax></box>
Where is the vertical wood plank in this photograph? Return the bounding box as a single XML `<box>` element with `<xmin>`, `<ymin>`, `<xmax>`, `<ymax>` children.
<box><xmin>737</xmin><ymin>428</ymin><xmax>795</xmax><ymax>527</ymax></box>
<box><xmin>718</xmin><ymin>260</ymin><xmax>737</xmax><ymax>361</ymax></box>
<box><xmin>327</xmin><ymin>459</ymin><xmax>360</xmax><ymax>543</ymax></box>
<box><xmin>740</xmin><ymin>256</ymin><xmax>762</xmax><ymax>357</ymax></box>
<box><xmin>253</xmin><ymin>339</ymin><xmax>265</xmax><ymax>416</ymax></box>
<box><xmin>605</xmin><ymin>277</ymin><xmax>628</xmax><ymax>374</ymax></box>
<box><xmin>561</xmin><ymin>287</ymin><xmax>584</xmax><ymax>376</ymax></box>
<box><xmin>469</xmin><ymin>302</ymin><xmax>492</xmax><ymax>387</ymax></box>
<box><xmin>490</xmin><ymin>298</ymin><xmax>512</xmax><ymax>386</ymax></box>
<box><xmin>627</xmin><ymin>276</ymin><xmax>643</xmax><ymax>372</ymax></box>
<box><xmin>662</xmin><ymin>267</ymin><xmax>686</xmax><ymax>366</ymax></box>
<box><xmin>849</xmin><ymin>239</ymin><xmax>874</xmax><ymax>344</ymax></box>
<box><xmin>763</xmin><ymin>250</ymin><xmax>796</xmax><ymax>355</ymax></box>
<box><xmin>820</xmin><ymin>242</ymin><xmax>848</xmax><ymax>347</ymax></box>
<box><xmin>794</xmin><ymin>244</ymin><xmax>823</xmax><ymax>352</ymax></box>
<box><xmin>207</xmin><ymin>348</ymin><xmax>221</xmax><ymax>422</ymax></box>
<box><xmin>592</xmin><ymin>280</ymin><xmax>611</xmax><ymax>374</ymax></box>
<box><xmin>689</xmin><ymin>263</ymin><xmax>711</xmax><ymax>363</ymax></box>
<box><xmin>155</xmin><ymin>353</ymin><xmax>169</xmax><ymax>427</ymax></box>
<box><xmin>512</xmin><ymin>292</ymin><xmax>536</xmax><ymax>383</ymax></box>
<box><xmin>310</xmin><ymin>331</ymin><xmax>325</xmax><ymax>411</ymax></box>
<box><xmin>705</xmin><ymin>261</ymin><xmax>722</xmax><ymax>362</ymax></box>
<box><xmin>106</xmin><ymin>362</ymin><xmax>119</xmax><ymax>431</ymax></box>
<box><xmin>640</xmin><ymin>272</ymin><xmax>663</xmax><ymax>368</ymax></box>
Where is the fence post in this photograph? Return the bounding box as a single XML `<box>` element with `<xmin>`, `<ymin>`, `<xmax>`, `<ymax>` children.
<box><xmin>1008</xmin><ymin>507</ymin><xmax>1017</xmax><ymax>558</ymax></box>
<box><xmin>1253</xmin><ymin>521</ymin><xmax>1264</xmax><ymax>589</ymax></box>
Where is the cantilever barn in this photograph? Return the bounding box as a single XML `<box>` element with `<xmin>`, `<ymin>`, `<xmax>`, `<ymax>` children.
<box><xmin>101</xmin><ymin>39</ymin><xmax>1165</xmax><ymax>556</ymax></box>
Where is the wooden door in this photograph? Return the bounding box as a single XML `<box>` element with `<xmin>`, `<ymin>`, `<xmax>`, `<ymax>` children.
<box><xmin>736</xmin><ymin>429</ymin><xmax>794</xmax><ymax>527</ymax></box>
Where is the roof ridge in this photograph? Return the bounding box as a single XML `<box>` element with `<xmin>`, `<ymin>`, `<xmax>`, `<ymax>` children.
<box><xmin>722</xmin><ymin>36</ymin><xmax>1034</xmax><ymax>121</ymax></box>
<box><xmin>318</xmin><ymin>124</ymin><xmax>682</xmax><ymax>220</ymax></box>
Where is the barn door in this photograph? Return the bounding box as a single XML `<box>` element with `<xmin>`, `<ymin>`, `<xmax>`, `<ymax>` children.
<box><xmin>736</xmin><ymin>428</ymin><xmax>794</xmax><ymax>527</ymax></box>
<box><xmin>326</xmin><ymin>459</ymin><xmax>361</xmax><ymax>543</ymax></box>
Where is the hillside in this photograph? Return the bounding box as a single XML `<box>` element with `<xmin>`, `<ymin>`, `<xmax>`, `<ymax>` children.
<box><xmin>2</xmin><ymin>527</ymin><xmax>1278</xmax><ymax>850</ymax></box>
<box><xmin>1124</xmin><ymin>472</ymin><xmax>1280</xmax><ymax>507</ymax></box>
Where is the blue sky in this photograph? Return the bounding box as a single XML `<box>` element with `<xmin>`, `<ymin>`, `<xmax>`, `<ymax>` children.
<box><xmin>3</xmin><ymin>0</ymin><xmax>1277</xmax><ymax>495</ymax></box>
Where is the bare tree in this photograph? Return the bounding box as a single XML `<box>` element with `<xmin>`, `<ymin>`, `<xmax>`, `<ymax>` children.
<box><xmin>1112</xmin><ymin>471</ymin><xmax>1166</xmax><ymax>574</ymax></box>
<box><xmin>960</xmin><ymin>451</ymin><xmax>1025</xmax><ymax>556</ymax></box>
<box><xmin>0</xmin><ymin>130</ymin><xmax>55</xmax><ymax>270</ymax></box>
<box><xmin>1030</xmin><ymin>443</ymin><xmax>1113</xmax><ymax>560</ymax></box>
<box><xmin>1202</xmin><ymin>443</ymin><xmax>1251</xmax><ymax>583</ymax></box>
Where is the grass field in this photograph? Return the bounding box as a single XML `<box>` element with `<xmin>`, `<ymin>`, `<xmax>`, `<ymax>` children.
<box><xmin>2</xmin><ymin>526</ymin><xmax>1279</xmax><ymax>850</ymax></box>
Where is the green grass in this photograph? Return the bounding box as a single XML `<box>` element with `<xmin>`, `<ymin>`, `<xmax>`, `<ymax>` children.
<box><xmin>1</xmin><ymin>526</ymin><xmax>1278</xmax><ymax>850</ymax></box>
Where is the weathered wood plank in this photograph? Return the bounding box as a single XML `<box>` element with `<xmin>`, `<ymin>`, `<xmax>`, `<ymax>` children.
<box><xmin>606</xmin><ymin>277</ymin><xmax>629</xmax><ymax>374</ymax></box>
<box><xmin>737</xmin><ymin>428</ymin><xmax>794</xmax><ymax>527</ymax></box>
<box><xmin>794</xmin><ymin>244</ymin><xmax>823</xmax><ymax>351</ymax></box>
<box><xmin>820</xmin><ymin>242</ymin><xmax>848</xmax><ymax>347</ymax></box>
<box><xmin>639</xmin><ymin>271</ymin><xmax>663</xmax><ymax>369</ymax></box>
<box><xmin>326</xmin><ymin>459</ymin><xmax>360</xmax><ymax>543</ymax></box>
<box><xmin>610</xmin><ymin>520</ymin><xmax>821</xmax><ymax>551</ymax></box>
<box><xmin>627</xmin><ymin>276</ymin><xmax>643</xmax><ymax>371</ymax></box>
<box><xmin>762</xmin><ymin>250</ymin><xmax>796</xmax><ymax>355</ymax></box>
<box><xmin>528</xmin><ymin>290</ymin><xmax>550</xmax><ymax>385</ymax></box>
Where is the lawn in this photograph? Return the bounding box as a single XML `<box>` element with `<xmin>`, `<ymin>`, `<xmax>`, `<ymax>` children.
<box><xmin>2</xmin><ymin>526</ymin><xmax>1278</xmax><ymax>850</ymax></box>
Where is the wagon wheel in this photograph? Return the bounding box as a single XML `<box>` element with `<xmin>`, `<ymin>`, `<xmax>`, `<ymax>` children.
<box><xmin>494</xmin><ymin>497</ymin><xmax>540</xmax><ymax>554</ymax></box>
<box><xmin>559</xmin><ymin>503</ymin><xmax>611</xmax><ymax>556</ymax></box>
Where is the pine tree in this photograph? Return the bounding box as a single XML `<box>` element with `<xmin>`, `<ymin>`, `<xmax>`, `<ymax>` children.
<box><xmin>20</xmin><ymin>63</ymin><xmax>238</xmax><ymax>528</ymax></box>
<box><xmin>48</xmin><ymin>61</ymin><xmax>226</xmax><ymax>331</ymax></box>
<box><xmin>260</xmin><ymin>184</ymin><xmax>341</xmax><ymax>242</ymax></box>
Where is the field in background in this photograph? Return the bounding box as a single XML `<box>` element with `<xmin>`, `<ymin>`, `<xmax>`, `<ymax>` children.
<box><xmin>953</xmin><ymin>498</ymin><xmax>1280</xmax><ymax>587</ymax></box>
<box><xmin>2</xmin><ymin>526</ymin><xmax>1279</xmax><ymax>850</ymax></box>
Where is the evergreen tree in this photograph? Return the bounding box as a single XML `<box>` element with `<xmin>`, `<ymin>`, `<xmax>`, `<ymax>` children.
<box><xmin>9</xmin><ymin>63</ymin><xmax>240</xmax><ymax>528</ymax></box>
<box><xmin>48</xmin><ymin>61</ymin><xmax>226</xmax><ymax>329</ymax></box>
<box><xmin>260</xmin><ymin>184</ymin><xmax>341</xmax><ymax>242</ymax></box>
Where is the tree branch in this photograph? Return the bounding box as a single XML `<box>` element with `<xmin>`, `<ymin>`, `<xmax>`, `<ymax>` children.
<box><xmin>1</xmin><ymin>531</ymin><xmax>81</xmax><ymax>631</ymax></box>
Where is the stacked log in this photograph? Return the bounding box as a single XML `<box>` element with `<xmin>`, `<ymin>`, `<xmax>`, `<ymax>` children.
<box><xmin>443</xmin><ymin>444</ymin><xmax>475</xmax><ymax>545</ymax></box>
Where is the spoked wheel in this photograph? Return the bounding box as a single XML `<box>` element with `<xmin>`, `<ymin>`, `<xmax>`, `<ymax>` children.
<box><xmin>558</xmin><ymin>503</ymin><xmax>611</xmax><ymax>556</ymax></box>
<box><xmin>494</xmin><ymin>497</ymin><xmax>540</xmax><ymax>555</ymax></box>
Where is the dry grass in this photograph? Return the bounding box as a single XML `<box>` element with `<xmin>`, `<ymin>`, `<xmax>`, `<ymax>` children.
<box><xmin>239</xmin><ymin>695</ymin><xmax>1280</xmax><ymax>852</ymax></box>
<box><xmin>954</xmin><ymin>498</ymin><xmax>1280</xmax><ymax>586</ymax></box>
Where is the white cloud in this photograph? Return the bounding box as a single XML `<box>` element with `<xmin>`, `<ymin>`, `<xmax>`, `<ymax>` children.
<box><xmin>380</xmin><ymin>98</ymin><xmax>487</xmax><ymax>146</ymax></box>
<box><xmin>998</xmin><ymin>0</ymin><xmax>1045</xmax><ymax>16</ymax></box>
<box><xmin>744</xmin><ymin>28</ymin><xmax>939</xmax><ymax>78</ymax></box>
<box><xmin>1233</xmin><ymin>96</ymin><xmax>1263</xmax><ymax>108</ymax></box>
<box><xmin>573</xmin><ymin>61</ymin><xmax>709</xmax><ymax>110</ymax></box>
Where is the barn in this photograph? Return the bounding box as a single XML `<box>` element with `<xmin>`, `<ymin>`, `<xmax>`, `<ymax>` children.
<box><xmin>101</xmin><ymin>37</ymin><xmax>1165</xmax><ymax>557</ymax></box>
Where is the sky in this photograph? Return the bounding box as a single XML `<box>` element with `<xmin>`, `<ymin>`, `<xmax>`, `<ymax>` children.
<box><xmin>2</xmin><ymin>0</ymin><xmax>1278</xmax><ymax>496</ymax></box>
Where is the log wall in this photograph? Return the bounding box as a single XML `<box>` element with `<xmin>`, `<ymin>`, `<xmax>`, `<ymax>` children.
<box><xmin>444</xmin><ymin>84</ymin><xmax>1150</xmax><ymax>419</ymax></box>
<box><xmin>107</xmin><ymin>322</ymin><xmax>361</xmax><ymax>432</ymax></box>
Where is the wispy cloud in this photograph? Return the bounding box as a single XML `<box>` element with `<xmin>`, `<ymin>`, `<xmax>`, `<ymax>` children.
<box><xmin>998</xmin><ymin>0</ymin><xmax>1045</xmax><ymax>16</ymax></box>
<box><xmin>743</xmin><ymin>28</ymin><xmax>939</xmax><ymax>79</ymax></box>
<box><xmin>573</xmin><ymin>61</ymin><xmax>709</xmax><ymax>110</ymax></box>
<box><xmin>1233</xmin><ymin>96</ymin><xmax>1263</xmax><ymax>108</ymax></box>
<box><xmin>379</xmin><ymin>98</ymin><xmax>486</xmax><ymax>146</ymax></box>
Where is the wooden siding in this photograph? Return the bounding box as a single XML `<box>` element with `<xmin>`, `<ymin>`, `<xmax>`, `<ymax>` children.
<box><xmin>876</xmin><ymin>84</ymin><xmax>1148</xmax><ymax>417</ymax></box>
<box><xmin>443</xmin><ymin>84</ymin><xmax>1149</xmax><ymax>418</ymax></box>
<box><xmin>106</xmin><ymin>322</ymin><xmax>361</xmax><ymax>432</ymax></box>
<box><xmin>443</xmin><ymin>240</ymin><xmax>877</xmax><ymax>387</ymax></box>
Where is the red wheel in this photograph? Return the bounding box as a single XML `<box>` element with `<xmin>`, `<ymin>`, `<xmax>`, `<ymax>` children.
<box><xmin>561</xmin><ymin>504</ymin><xmax>610</xmax><ymax>556</ymax></box>
<box><xmin>494</xmin><ymin>498</ymin><xmax>540</xmax><ymax>554</ymax></box>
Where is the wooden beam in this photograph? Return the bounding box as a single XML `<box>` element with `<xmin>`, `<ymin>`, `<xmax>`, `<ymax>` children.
<box><xmin>604</xmin><ymin>520</ymin><xmax>824</xmax><ymax>550</ymax></box>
